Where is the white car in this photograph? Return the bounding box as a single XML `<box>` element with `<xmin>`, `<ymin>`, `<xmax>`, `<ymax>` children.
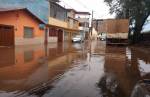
<box><xmin>72</xmin><ymin>35</ymin><xmax>83</xmax><ymax>42</ymax></box>
<box><xmin>97</xmin><ymin>33</ymin><xmax>106</xmax><ymax>41</ymax></box>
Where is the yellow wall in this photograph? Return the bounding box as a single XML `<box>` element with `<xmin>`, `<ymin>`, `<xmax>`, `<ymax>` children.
<box><xmin>49</xmin><ymin>17</ymin><xmax>79</xmax><ymax>31</ymax></box>
<box><xmin>67</xmin><ymin>18</ymin><xmax>79</xmax><ymax>30</ymax></box>
<box><xmin>49</xmin><ymin>17</ymin><xmax>68</xmax><ymax>28</ymax></box>
<box><xmin>48</xmin><ymin>16</ymin><xmax>80</xmax><ymax>42</ymax></box>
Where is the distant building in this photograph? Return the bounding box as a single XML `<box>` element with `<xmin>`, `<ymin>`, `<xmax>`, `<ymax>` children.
<box><xmin>93</xmin><ymin>19</ymin><xmax>107</xmax><ymax>34</ymax></box>
<box><xmin>47</xmin><ymin>2</ymin><xmax>80</xmax><ymax>43</ymax></box>
<box><xmin>76</xmin><ymin>12</ymin><xmax>91</xmax><ymax>40</ymax></box>
<box><xmin>0</xmin><ymin>8</ymin><xmax>45</xmax><ymax>46</ymax></box>
<box><xmin>65</xmin><ymin>9</ymin><xmax>80</xmax><ymax>41</ymax></box>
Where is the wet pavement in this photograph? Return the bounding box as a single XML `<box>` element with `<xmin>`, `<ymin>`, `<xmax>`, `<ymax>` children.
<box><xmin>0</xmin><ymin>41</ymin><xmax>149</xmax><ymax>97</ymax></box>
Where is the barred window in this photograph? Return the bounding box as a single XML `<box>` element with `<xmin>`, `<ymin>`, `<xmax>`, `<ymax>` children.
<box><xmin>24</xmin><ymin>27</ymin><xmax>34</xmax><ymax>38</ymax></box>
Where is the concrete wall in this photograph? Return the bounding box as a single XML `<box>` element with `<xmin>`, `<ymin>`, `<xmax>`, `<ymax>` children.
<box><xmin>15</xmin><ymin>37</ymin><xmax>44</xmax><ymax>45</ymax></box>
<box><xmin>64</xmin><ymin>31</ymin><xmax>75</xmax><ymax>42</ymax></box>
<box><xmin>93</xmin><ymin>20</ymin><xmax>107</xmax><ymax>33</ymax></box>
<box><xmin>77</xmin><ymin>18</ymin><xmax>89</xmax><ymax>33</ymax></box>
<box><xmin>64</xmin><ymin>32</ymin><xmax>69</xmax><ymax>41</ymax></box>
<box><xmin>48</xmin><ymin>37</ymin><xmax>58</xmax><ymax>43</ymax></box>
<box><xmin>0</xmin><ymin>10</ymin><xmax>45</xmax><ymax>45</ymax></box>
<box><xmin>67</xmin><ymin>10</ymin><xmax>76</xmax><ymax>18</ymax></box>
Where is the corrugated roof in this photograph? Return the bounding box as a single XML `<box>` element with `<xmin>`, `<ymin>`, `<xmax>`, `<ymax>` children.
<box><xmin>67</xmin><ymin>9</ymin><xmax>77</xmax><ymax>13</ymax></box>
<box><xmin>0</xmin><ymin>7</ymin><xmax>45</xmax><ymax>24</ymax></box>
<box><xmin>67</xmin><ymin>9</ymin><xmax>91</xmax><ymax>15</ymax></box>
<box><xmin>0</xmin><ymin>7</ymin><xmax>25</xmax><ymax>12</ymax></box>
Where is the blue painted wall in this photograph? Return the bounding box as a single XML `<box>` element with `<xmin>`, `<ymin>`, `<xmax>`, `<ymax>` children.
<box><xmin>0</xmin><ymin>0</ymin><xmax>49</xmax><ymax>23</ymax></box>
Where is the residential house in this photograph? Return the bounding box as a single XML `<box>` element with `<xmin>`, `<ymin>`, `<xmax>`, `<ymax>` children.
<box><xmin>47</xmin><ymin>2</ymin><xmax>80</xmax><ymax>43</ymax></box>
<box><xmin>65</xmin><ymin>9</ymin><xmax>80</xmax><ymax>41</ymax></box>
<box><xmin>93</xmin><ymin>19</ymin><xmax>107</xmax><ymax>34</ymax></box>
<box><xmin>76</xmin><ymin>12</ymin><xmax>91</xmax><ymax>40</ymax></box>
<box><xmin>92</xmin><ymin>19</ymin><xmax>107</xmax><ymax>39</ymax></box>
<box><xmin>0</xmin><ymin>7</ymin><xmax>46</xmax><ymax>46</ymax></box>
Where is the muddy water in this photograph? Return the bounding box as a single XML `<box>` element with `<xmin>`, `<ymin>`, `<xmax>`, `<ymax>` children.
<box><xmin>0</xmin><ymin>41</ymin><xmax>149</xmax><ymax>97</ymax></box>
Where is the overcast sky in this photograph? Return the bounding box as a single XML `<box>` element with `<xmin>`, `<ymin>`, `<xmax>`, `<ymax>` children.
<box><xmin>59</xmin><ymin>0</ymin><xmax>115</xmax><ymax>19</ymax></box>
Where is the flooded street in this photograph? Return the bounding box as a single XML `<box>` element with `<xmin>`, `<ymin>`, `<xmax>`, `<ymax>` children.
<box><xmin>0</xmin><ymin>41</ymin><xmax>149</xmax><ymax>97</ymax></box>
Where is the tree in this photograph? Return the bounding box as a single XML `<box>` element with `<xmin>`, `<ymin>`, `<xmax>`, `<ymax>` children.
<box><xmin>104</xmin><ymin>0</ymin><xmax>150</xmax><ymax>43</ymax></box>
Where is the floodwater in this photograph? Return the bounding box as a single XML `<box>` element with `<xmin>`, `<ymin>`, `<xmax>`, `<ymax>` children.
<box><xmin>0</xmin><ymin>41</ymin><xmax>149</xmax><ymax>97</ymax></box>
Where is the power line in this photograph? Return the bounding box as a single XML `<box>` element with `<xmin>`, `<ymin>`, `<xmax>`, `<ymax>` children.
<box><xmin>60</xmin><ymin>0</ymin><xmax>91</xmax><ymax>12</ymax></box>
<box><xmin>59</xmin><ymin>0</ymin><xmax>74</xmax><ymax>9</ymax></box>
<box><xmin>72</xmin><ymin>0</ymin><xmax>103</xmax><ymax>19</ymax></box>
<box><xmin>75</xmin><ymin>0</ymin><xmax>92</xmax><ymax>11</ymax></box>
<box><xmin>60</xmin><ymin>0</ymin><xmax>107</xmax><ymax>19</ymax></box>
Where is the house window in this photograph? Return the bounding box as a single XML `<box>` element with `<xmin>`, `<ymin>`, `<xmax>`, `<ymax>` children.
<box><xmin>79</xmin><ymin>22</ymin><xmax>89</xmax><ymax>27</ymax></box>
<box><xmin>24</xmin><ymin>27</ymin><xmax>34</xmax><ymax>38</ymax></box>
<box><xmin>79</xmin><ymin>23</ymin><xmax>85</xmax><ymax>27</ymax></box>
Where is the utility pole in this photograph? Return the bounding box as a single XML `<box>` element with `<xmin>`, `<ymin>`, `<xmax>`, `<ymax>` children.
<box><xmin>91</xmin><ymin>10</ymin><xmax>94</xmax><ymax>36</ymax></box>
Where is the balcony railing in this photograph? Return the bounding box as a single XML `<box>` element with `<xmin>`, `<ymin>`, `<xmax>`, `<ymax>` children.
<box><xmin>67</xmin><ymin>17</ymin><xmax>79</xmax><ymax>30</ymax></box>
<box><xmin>49</xmin><ymin>17</ymin><xmax>68</xmax><ymax>28</ymax></box>
<box><xmin>49</xmin><ymin>17</ymin><xmax>79</xmax><ymax>32</ymax></box>
<box><xmin>79</xmin><ymin>27</ymin><xmax>89</xmax><ymax>32</ymax></box>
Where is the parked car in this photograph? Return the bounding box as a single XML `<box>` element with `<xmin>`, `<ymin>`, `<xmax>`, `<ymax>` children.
<box><xmin>72</xmin><ymin>35</ymin><xmax>84</xmax><ymax>43</ymax></box>
<box><xmin>97</xmin><ymin>33</ymin><xmax>106</xmax><ymax>41</ymax></box>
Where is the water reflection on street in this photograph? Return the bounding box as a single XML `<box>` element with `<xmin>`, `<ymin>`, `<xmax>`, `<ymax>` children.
<box><xmin>0</xmin><ymin>41</ymin><xmax>149</xmax><ymax>97</ymax></box>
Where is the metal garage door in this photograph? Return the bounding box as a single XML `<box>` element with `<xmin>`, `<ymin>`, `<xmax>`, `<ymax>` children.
<box><xmin>0</xmin><ymin>25</ymin><xmax>14</xmax><ymax>46</ymax></box>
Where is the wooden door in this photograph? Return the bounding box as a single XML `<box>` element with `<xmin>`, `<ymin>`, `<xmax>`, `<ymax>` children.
<box><xmin>58</xmin><ymin>29</ymin><xmax>63</xmax><ymax>43</ymax></box>
<box><xmin>0</xmin><ymin>25</ymin><xmax>14</xmax><ymax>46</ymax></box>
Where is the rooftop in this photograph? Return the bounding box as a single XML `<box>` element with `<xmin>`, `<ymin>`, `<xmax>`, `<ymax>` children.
<box><xmin>67</xmin><ymin>9</ymin><xmax>77</xmax><ymax>13</ymax></box>
<box><xmin>0</xmin><ymin>7</ymin><xmax>45</xmax><ymax>24</ymax></box>
<box><xmin>0</xmin><ymin>7</ymin><xmax>25</xmax><ymax>12</ymax></box>
<box><xmin>76</xmin><ymin>11</ymin><xmax>91</xmax><ymax>15</ymax></box>
<box><xmin>67</xmin><ymin>8</ymin><xmax>91</xmax><ymax>15</ymax></box>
